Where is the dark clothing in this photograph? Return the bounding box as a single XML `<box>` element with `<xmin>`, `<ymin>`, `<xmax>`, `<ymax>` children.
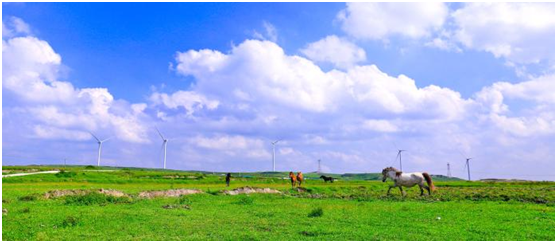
<box><xmin>225</xmin><ymin>173</ymin><xmax>231</xmax><ymax>187</ymax></box>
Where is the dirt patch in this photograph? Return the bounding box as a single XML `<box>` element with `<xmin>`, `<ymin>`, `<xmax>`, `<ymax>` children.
<box><xmin>98</xmin><ymin>189</ymin><xmax>127</xmax><ymax>197</ymax></box>
<box><xmin>223</xmin><ymin>186</ymin><xmax>281</xmax><ymax>195</ymax></box>
<box><xmin>138</xmin><ymin>189</ymin><xmax>204</xmax><ymax>199</ymax></box>
<box><xmin>44</xmin><ymin>189</ymin><xmax>128</xmax><ymax>199</ymax></box>
<box><xmin>44</xmin><ymin>189</ymin><xmax>88</xmax><ymax>199</ymax></box>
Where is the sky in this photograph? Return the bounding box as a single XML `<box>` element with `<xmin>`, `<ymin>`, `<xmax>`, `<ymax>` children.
<box><xmin>2</xmin><ymin>2</ymin><xmax>555</xmax><ymax>180</ymax></box>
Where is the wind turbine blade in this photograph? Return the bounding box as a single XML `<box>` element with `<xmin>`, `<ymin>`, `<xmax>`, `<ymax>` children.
<box><xmin>101</xmin><ymin>137</ymin><xmax>113</xmax><ymax>142</ymax></box>
<box><xmin>155</xmin><ymin>127</ymin><xmax>165</xmax><ymax>140</ymax></box>
<box><xmin>89</xmin><ymin>132</ymin><xmax>101</xmax><ymax>142</ymax></box>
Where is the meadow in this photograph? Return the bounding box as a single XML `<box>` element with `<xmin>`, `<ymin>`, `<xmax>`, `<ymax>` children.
<box><xmin>2</xmin><ymin>166</ymin><xmax>554</xmax><ymax>241</ymax></box>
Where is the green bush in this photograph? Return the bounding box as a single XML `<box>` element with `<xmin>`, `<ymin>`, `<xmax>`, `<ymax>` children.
<box><xmin>85</xmin><ymin>165</ymin><xmax>96</xmax><ymax>169</ymax></box>
<box><xmin>308</xmin><ymin>207</ymin><xmax>324</xmax><ymax>218</ymax></box>
<box><xmin>19</xmin><ymin>194</ymin><xmax>39</xmax><ymax>202</ymax></box>
<box><xmin>177</xmin><ymin>196</ymin><xmax>192</xmax><ymax>205</ymax></box>
<box><xmin>60</xmin><ymin>216</ymin><xmax>80</xmax><ymax>227</ymax></box>
<box><xmin>55</xmin><ymin>170</ymin><xmax>77</xmax><ymax>178</ymax></box>
<box><xmin>64</xmin><ymin>192</ymin><xmax>132</xmax><ymax>206</ymax></box>
<box><xmin>234</xmin><ymin>195</ymin><xmax>254</xmax><ymax>205</ymax></box>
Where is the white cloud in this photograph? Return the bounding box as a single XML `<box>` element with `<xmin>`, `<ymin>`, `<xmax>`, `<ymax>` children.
<box><xmin>3</xmin><ymin>32</ymin><xmax>150</xmax><ymax>143</ymax></box>
<box><xmin>2</xmin><ymin>16</ymin><xmax>31</xmax><ymax>38</ymax></box>
<box><xmin>252</xmin><ymin>21</ymin><xmax>278</xmax><ymax>42</ymax></box>
<box><xmin>172</xmin><ymin>39</ymin><xmax>470</xmax><ymax>121</ymax></box>
<box><xmin>362</xmin><ymin>119</ymin><xmax>398</xmax><ymax>132</ymax></box>
<box><xmin>474</xmin><ymin>74</ymin><xmax>555</xmax><ymax>137</ymax></box>
<box><xmin>475</xmin><ymin>74</ymin><xmax>555</xmax><ymax>114</ymax></box>
<box><xmin>149</xmin><ymin>90</ymin><xmax>219</xmax><ymax>116</ymax></box>
<box><xmin>337</xmin><ymin>2</ymin><xmax>448</xmax><ymax>40</ymax></box>
<box><xmin>301</xmin><ymin>35</ymin><xmax>366</xmax><ymax>69</ymax></box>
<box><xmin>452</xmin><ymin>3</ymin><xmax>555</xmax><ymax>64</ymax></box>
<box><xmin>189</xmin><ymin>135</ymin><xmax>270</xmax><ymax>159</ymax></box>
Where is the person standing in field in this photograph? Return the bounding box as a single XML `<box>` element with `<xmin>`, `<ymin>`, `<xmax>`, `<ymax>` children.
<box><xmin>226</xmin><ymin>173</ymin><xmax>231</xmax><ymax>187</ymax></box>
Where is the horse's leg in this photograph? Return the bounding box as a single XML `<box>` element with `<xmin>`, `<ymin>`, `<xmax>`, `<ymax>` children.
<box><xmin>419</xmin><ymin>185</ymin><xmax>424</xmax><ymax>196</ymax></box>
<box><xmin>399</xmin><ymin>186</ymin><xmax>406</xmax><ymax>196</ymax></box>
<box><xmin>387</xmin><ymin>185</ymin><xmax>394</xmax><ymax>195</ymax></box>
<box><xmin>424</xmin><ymin>185</ymin><xmax>431</xmax><ymax>195</ymax></box>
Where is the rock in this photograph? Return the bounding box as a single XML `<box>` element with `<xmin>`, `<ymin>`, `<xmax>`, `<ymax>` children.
<box><xmin>222</xmin><ymin>186</ymin><xmax>281</xmax><ymax>195</ymax></box>
<box><xmin>138</xmin><ymin>189</ymin><xmax>204</xmax><ymax>199</ymax></box>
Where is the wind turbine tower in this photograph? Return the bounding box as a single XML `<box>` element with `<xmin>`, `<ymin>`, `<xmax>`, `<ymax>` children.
<box><xmin>317</xmin><ymin>159</ymin><xmax>321</xmax><ymax>174</ymax></box>
<box><xmin>156</xmin><ymin>128</ymin><xmax>169</xmax><ymax>169</ymax></box>
<box><xmin>447</xmin><ymin>163</ymin><xmax>451</xmax><ymax>177</ymax></box>
<box><xmin>465</xmin><ymin>158</ymin><xmax>472</xmax><ymax>181</ymax></box>
<box><xmin>90</xmin><ymin>132</ymin><xmax>111</xmax><ymax>167</ymax></box>
<box><xmin>397</xmin><ymin>149</ymin><xmax>405</xmax><ymax>171</ymax></box>
<box><xmin>271</xmin><ymin>140</ymin><xmax>280</xmax><ymax>172</ymax></box>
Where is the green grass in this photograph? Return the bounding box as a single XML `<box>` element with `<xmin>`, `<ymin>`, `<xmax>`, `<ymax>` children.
<box><xmin>2</xmin><ymin>166</ymin><xmax>554</xmax><ymax>241</ymax></box>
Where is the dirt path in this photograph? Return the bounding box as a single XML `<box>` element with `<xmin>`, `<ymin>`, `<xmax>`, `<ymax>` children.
<box><xmin>1</xmin><ymin>170</ymin><xmax>60</xmax><ymax>178</ymax></box>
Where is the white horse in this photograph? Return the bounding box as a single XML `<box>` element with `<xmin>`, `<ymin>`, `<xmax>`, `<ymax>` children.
<box><xmin>381</xmin><ymin>167</ymin><xmax>435</xmax><ymax>196</ymax></box>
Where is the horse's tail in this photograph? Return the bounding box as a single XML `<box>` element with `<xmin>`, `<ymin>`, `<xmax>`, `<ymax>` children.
<box><xmin>422</xmin><ymin>172</ymin><xmax>435</xmax><ymax>191</ymax></box>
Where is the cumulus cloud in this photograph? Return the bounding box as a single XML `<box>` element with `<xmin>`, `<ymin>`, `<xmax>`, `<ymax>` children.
<box><xmin>171</xmin><ymin>39</ymin><xmax>470</xmax><ymax>121</ymax></box>
<box><xmin>452</xmin><ymin>3</ymin><xmax>555</xmax><ymax>64</ymax></box>
<box><xmin>2</xmin><ymin>20</ymin><xmax>150</xmax><ymax>143</ymax></box>
<box><xmin>337</xmin><ymin>2</ymin><xmax>448</xmax><ymax>40</ymax></box>
<box><xmin>149</xmin><ymin>90</ymin><xmax>219</xmax><ymax>116</ymax></box>
<box><xmin>301</xmin><ymin>35</ymin><xmax>366</xmax><ymax>69</ymax></box>
<box><xmin>474</xmin><ymin>74</ymin><xmax>555</xmax><ymax>137</ymax></box>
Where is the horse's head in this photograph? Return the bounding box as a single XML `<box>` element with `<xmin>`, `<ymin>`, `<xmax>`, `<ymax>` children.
<box><xmin>381</xmin><ymin>167</ymin><xmax>396</xmax><ymax>182</ymax></box>
<box><xmin>319</xmin><ymin>175</ymin><xmax>325</xmax><ymax>179</ymax></box>
<box><xmin>289</xmin><ymin>171</ymin><xmax>294</xmax><ymax>177</ymax></box>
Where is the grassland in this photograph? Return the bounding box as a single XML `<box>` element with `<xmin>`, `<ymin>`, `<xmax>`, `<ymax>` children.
<box><xmin>2</xmin><ymin>165</ymin><xmax>554</xmax><ymax>241</ymax></box>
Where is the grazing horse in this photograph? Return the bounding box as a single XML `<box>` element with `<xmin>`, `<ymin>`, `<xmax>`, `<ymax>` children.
<box><xmin>296</xmin><ymin>172</ymin><xmax>304</xmax><ymax>187</ymax></box>
<box><xmin>289</xmin><ymin>172</ymin><xmax>297</xmax><ymax>188</ymax></box>
<box><xmin>381</xmin><ymin>167</ymin><xmax>434</xmax><ymax>196</ymax></box>
<box><xmin>319</xmin><ymin>175</ymin><xmax>335</xmax><ymax>183</ymax></box>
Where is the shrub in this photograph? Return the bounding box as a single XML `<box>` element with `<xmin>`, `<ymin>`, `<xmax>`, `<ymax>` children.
<box><xmin>19</xmin><ymin>194</ymin><xmax>39</xmax><ymax>202</ymax></box>
<box><xmin>55</xmin><ymin>170</ymin><xmax>77</xmax><ymax>178</ymax></box>
<box><xmin>234</xmin><ymin>195</ymin><xmax>254</xmax><ymax>205</ymax></box>
<box><xmin>177</xmin><ymin>196</ymin><xmax>192</xmax><ymax>205</ymax></box>
<box><xmin>60</xmin><ymin>216</ymin><xmax>80</xmax><ymax>227</ymax></box>
<box><xmin>85</xmin><ymin>165</ymin><xmax>96</xmax><ymax>169</ymax></box>
<box><xmin>308</xmin><ymin>207</ymin><xmax>324</xmax><ymax>218</ymax></box>
<box><xmin>64</xmin><ymin>192</ymin><xmax>132</xmax><ymax>206</ymax></box>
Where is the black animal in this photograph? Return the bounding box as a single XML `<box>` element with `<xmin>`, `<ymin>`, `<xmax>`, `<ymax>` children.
<box><xmin>225</xmin><ymin>173</ymin><xmax>232</xmax><ymax>187</ymax></box>
<box><xmin>319</xmin><ymin>175</ymin><xmax>335</xmax><ymax>183</ymax></box>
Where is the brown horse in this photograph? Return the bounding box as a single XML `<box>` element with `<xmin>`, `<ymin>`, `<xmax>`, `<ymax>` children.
<box><xmin>296</xmin><ymin>172</ymin><xmax>304</xmax><ymax>187</ymax></box>
<box><xmin>289</xmin><ymin>172</ymin><xmax>297</xmax><ymax>188</ymax></box>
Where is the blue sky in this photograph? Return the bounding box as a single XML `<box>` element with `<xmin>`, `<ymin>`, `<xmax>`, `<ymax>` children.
<box><xmin>2</xmin><ymin>3</ymin><xmax>555</xmax><ymax>180</ymax></box>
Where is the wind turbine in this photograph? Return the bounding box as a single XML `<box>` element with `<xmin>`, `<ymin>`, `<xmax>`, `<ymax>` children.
<box><xmin>317</xmin><ymin>159</ymin><xmax>322</xmax><ymax>174</ymax></box>
<box><xmin>396</xmin><ymin>149</ymin><xmax>405</xmax><ymax>171</ymax></box>
<box><xmin>90</xmin><ymin>132</ymin><xmax>111</xmax><ymax>167</ymax></box>
<box><xmin>465</xmin><ymin>158</ymin><xmax>472</xmax><ymax>181</ymax></box>
<box><xmin>156</xmin><ymin>127</ymin><xmax>169</xmax><ymax>169</ymax></box>
<box><xmin>271</xmin><ymin>140</ymin><xmax>281</xmax><ymax>172</ymax></box>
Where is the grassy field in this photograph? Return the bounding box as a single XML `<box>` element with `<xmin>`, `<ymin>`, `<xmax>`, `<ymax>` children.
<box><xmin>2</xmin><ymin>165</ymin><xmax>554</xmax><ymax>241</ymax></box>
